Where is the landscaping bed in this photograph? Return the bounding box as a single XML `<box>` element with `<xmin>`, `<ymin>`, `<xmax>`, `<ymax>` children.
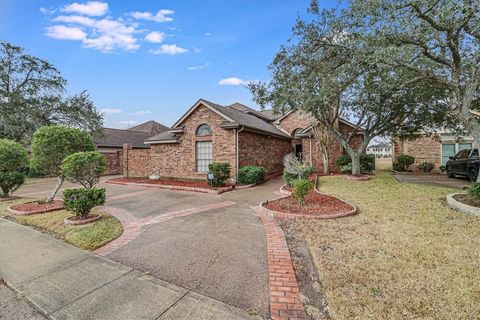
<box><xmin>446</xmin><ymin>193</ymin><xmax>480</xmax><ymax>217</ymax></box>
<box><xmin>107</xmin><ymin>177</ymin><xmax>233</xmax><ymax>194</ymax></box>
<box><xmin>9</xmin><ymin>209</ymin><xmax>123</xmax><ymax>251</ymax></box>
<box><xmin>0</xmin><ymin>196</ymin><xmax>20</xmax><ymax>202</ymax></box>
<box><xmin>8</xmin><ymin>200</ymin><xmax>64</xmax><ymax>215</ymax></box>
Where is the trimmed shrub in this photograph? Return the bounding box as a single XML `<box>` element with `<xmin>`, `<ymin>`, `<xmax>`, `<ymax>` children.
<box><xmin>392</xmin><ymin>161</ymin><xmax>404</xmax><ymax>172</ymax></box>
<box><xmin>418</xmin><ymin>161</ymin><xmax>434</xmax><ymax>173</ymax></box>
<box><xmin>395</xmin><ymin>154</ymin><xmax>415</xmax><ymax>172</ymax></box>
<box><xmin>467</xmin><ymin>182</ymin><xmax>480</xmax><ymax>206</ymax></box>
<box><xmin>61</xmin><ymin>151</ymin><xmax>107</xmax><ymax>189</ymax></box>
<box><xmin>334</xmin><ymin>154</ymin><xmax>375</xmax><ymax>174</ymax></box>
<box><xmin>283</xmin><ymin>165</ymin><xmax>314</xmax><ymax>186</ymax></box>
<box><xmin>0</xmin><ymin>139</ymin><xmax>28</xmax><ymax>172</ymax></box>
<box><xmin>237</xmin><ymin>166</ymin><xmax>267</xmax><ymax>185</ymax></box>
<box><xmin>63</xmin><ymin>188</ymin><xmax>106</xmax><ymax>218</ymax></box>
<box><xmin>0</xmin><ymin>172</ymin><xmax>25</xmax><ymax>196</ymax></box>
<box><xmin>0</xmin><ymin>139</ymin><xmax>28</xmax><ymax>196</ymax></box>
<box><xmin>292</xmin><ymin>179</ymin><xmax>312</xmax><ymax>205</ymax></box>
<box><xmin>207</xmin><ymin>162</ymin><xmax>231</xmax><ymax>187</ymax></box>
<box><xmin>439</xmin><ymin>165</ymin><xmax>446</xmax><ymax>172</ymax></box>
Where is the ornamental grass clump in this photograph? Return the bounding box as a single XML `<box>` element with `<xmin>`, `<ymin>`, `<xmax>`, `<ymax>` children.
<box><xmin>292</xmin><ymin>178</ymin><xmax>312</xmax><ymax>206</ymax></box>
<box><xmin>283</xmin><ymin>153</ymin><xmax>314</xmax><ymax>186</ymax></box>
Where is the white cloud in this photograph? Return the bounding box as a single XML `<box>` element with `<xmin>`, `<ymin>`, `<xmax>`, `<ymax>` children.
<box><xmin>129</xmin><ymin>9</ymin><xmax>174</xmax><ymax>23</ymax></box>
<box><xmin>193</xmin><ymin>47</ymin><xmax>202</xmax><ymax>53</ymax></box>
<box><xmin>187</xmin><ymin>62</ymin><xmax>210</xmax><ymax>71</ymax></box>
<box><xmin>145</xmin><ymin>31</ymin><xmax>164</xmax><ymax>43</ymax></box>
<box><xmin>45</xmin><ymin>25</ymin><xmax>87</xmax><ymax>40</ymax></box>
<box><xmin>62</xmin><ymin>1</ymin><xmax>108</xmax><ymax>16</ymax></box>
<box><xmin>40</xmin><ymin>7</ymin><xmax>56</xmax><ymax>15</ymax></box>
<box><xmin>150</xmin><ymin>44</ymin><xmax>188</xmax><ymax>55</ymax></box>
<box><xmin>218</xmin><ymin>77</ymin><xmax>253</xmax><ymax>86</ymax></box>
<box><xmin>205</xmin><ymin>32</ymin><xmax>212</xmax><ymax>36</ymax></box>
<box><xmin>53</xmin><ymin>15</ymin><xmax>96</xmax><ymax>26</ymax></box>
<box><xmin>133</xmin><ymin>110</ymin><xmax>152</xmax><ymax>115</ymax></box>
<box><xmin>101</xmin><ymin>108</ymin><xmax>122</xmax><ymax>115</ymax></box>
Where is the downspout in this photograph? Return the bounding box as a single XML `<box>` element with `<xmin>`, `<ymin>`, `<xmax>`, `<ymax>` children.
<box><xmin>236</xmin><ymin>126</ymin><xmax>245</xmax><ymax>179</ymax></box>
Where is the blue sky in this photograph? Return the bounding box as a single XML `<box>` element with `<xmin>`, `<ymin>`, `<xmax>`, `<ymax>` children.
<box><xmin>1</xmin><ymin>0</ymin><xmax>339</xmax><ymax>129</ymax></box>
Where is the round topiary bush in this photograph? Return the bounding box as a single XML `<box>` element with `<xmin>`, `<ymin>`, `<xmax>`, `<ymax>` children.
<box><xmin>0</xmin><ymin>139</ymin><xmax>28</xmax><ymax>196</ymax></box>
<box><xmin>63</xmin><ymin>188</ymin><xmax>106</xmax><ymax>219</ymax></box>
<box><xmin>61</xmin><ymin>151</ymin><xmax>107</xmax><ymax>189</ymax></box>
<box><xmin>418</xmin><ymin>161</ymin><xmax>434</xmax><ymax>173</ymax></box>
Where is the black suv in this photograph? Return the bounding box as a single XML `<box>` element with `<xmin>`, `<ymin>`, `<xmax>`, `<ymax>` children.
<box><xmin>445</xmin><ymin>148</ymin><xmax>479</xmax><ymax>182</ymax></box>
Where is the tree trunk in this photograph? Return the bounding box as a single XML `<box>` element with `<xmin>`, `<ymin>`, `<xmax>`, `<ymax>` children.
<box><xmin>321</xmin><ymin>144</ymin><xmax>330</xmax><ymax>174</ymax></box>
<box><xmin>46</xmin><ymin>176</ymin><xmax>64</xmax><ymax>203</ymax></box>
<box><xmin>351</xmin><ymin>152</ymin><xmax>362</xmax><ymax>176</ymax></box>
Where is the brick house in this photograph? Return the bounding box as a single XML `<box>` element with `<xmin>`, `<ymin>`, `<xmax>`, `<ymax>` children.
<box><xmin>122</xmin><ymin>99</ymin><xmax>364</xmax><ymax>180</ymax></box>
<box><xmin>93</xmin><ymin>121</ymin><xmax>169</xmax><ymax>175</ymax></box>
<box><xmin>393</xmin><ymin>132</ymin><xmax>476</xmax><ymax>171</ymax></box>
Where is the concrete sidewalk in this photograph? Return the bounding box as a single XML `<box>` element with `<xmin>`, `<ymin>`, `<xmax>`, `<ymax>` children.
<box><xmin>0</xmin><ymin>219</ymin><xmax>251</xmax><ymax>320</ymax></box>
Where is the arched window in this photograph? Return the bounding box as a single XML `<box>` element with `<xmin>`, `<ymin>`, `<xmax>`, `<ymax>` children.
<box><xmin>292</xmin><ymin>128</ymin><xmax>303</xmax><ymax>139</ymax></box>
<box><xmin>196</xmin><ymin>124</ymin><xmax>212</xmax><ymax>136</ymax></box>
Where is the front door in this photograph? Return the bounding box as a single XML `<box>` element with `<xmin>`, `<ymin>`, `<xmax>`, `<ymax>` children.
<box><xmin>295</xmin><ymin>144</ymin><xmax>303</xmax><ymax>160</ymax></box>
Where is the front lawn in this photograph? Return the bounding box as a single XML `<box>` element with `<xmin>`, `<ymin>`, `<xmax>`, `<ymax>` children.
<box><xmin>1</xmin><ymin>199</ymin><xmax>122</xmax><ymax>251</ymax></box>
<box><xmin>296</xmin><ymin>170</ymin><xmax>480</xmax><ymax>319</ymax></box>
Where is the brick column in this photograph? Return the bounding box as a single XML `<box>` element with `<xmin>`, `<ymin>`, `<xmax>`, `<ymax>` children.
<box><xmin>123</xmin><ymin>143</ymin><xmax>132</xmax><ymax>178</ymax></box>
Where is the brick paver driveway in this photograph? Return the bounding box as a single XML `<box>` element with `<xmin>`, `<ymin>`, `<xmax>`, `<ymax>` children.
<box><xmin>16</xmin><ymin>176</ymin><xmax>285</xmax><ymax>319</ymax></box>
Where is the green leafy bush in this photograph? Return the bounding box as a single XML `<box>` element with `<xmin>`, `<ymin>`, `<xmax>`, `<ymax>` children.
<box><xmin>418</xmin><ymin>161</ymin><xmax>434</xmax><ymax>173</ymax></box>
<box><xmin>467</xmin><ymin>182</ymin><xmax>480</xmax><ymax>206</ymax></box>
<box><xmin>61</xmin><ymin>151</ymin><xmax>106</xmax><ymax>188</ymax></box>
<box><xmin>0</xmin><ymin>139</ymin><xmax>28</xmax><ymax>196</ymax></box>
<box><xmin>283</xmin><ymin>165</ymin><xmax>314</xmax><ymax>186</ymax></box>
<box><xmin>207</xmin><ymin>162</ymin><xmax>231</xmax><ymax>187</ymax></box>
<box><xmin>394</xmin><ymin>155</ymin><xmax>415</xmax><ymax>172</ymax></box>
<box><xmin>292</xmin><ymin>179</ymin><xmax>312</xmax><ymax>205</ymax></box>
<box><xmin>334</xmin><ymin>154</ymin><xmax>375</xmax><ymax>174</ymax></box>
<box><xmin>334</xmin><ymin>155</ymin><xmax>351</xmax><ymax>168</ymax></box>
<box><xmin>0</xmin><ymin>172</ymin><xmax>25</xmax><ymax>196</ymax></box>
<box><xmin>63</xmin><ymin>188</ymin><xmax>106</xmax><ymax>218</ymax></box>
<box><xmin>237</xmin><ymin>166</ymin><xmax>267</xmax><ymax>185</ymax></box>
<box><xmin>439</xmin><ymin>165</ymin><xmax>446</xmax><ymax>172</ymax></box>
<box><xmin>282</xmin><ymin>153</ymin><xmax>314</xmax><ymax>186</ymax></box>
<box><xmin>392</xmin><ymin>161</ymin><xmax>403</xmax><ymax>172</ymax></box>
<box><xmin>0</xmin><ymin>139</ymin><xmax>28</xmax><ymax>172</ymax></box>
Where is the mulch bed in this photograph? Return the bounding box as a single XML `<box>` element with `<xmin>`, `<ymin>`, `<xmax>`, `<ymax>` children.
<box><xmin>8</xmin><ymin>200</ymin><xmax>64</xmax><ymax>215</ymax></box>
<box><xmin>64</xmin><ymin>214</ymin><xmax>101</xmax><ymax>225</ymax></box>
<box><xmin>453</xmin><ymin>194</ymin><xmax>480</xmax><ymax>208</ymax></box>
<box><xmin>264</xmin><ymin>191</ymin><xmax>354</xmax><ymax>216</ymax></box>
<box><xmin>108</xmin><ymin>177</ymin><xmax>230</xmax><ymax>190</ymax></box>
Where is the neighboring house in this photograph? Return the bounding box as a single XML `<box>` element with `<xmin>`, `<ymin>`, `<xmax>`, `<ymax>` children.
<box><xmin>122</xmin><ymin>99</ymin><xmax>365</xmax><ymax>180</ymax></box>
<box><xmin>93</xmin><ymin>120</ymin><xmax>169</xmax><ymax>175</ymax></box>
<box><xmin>366</xmin><ymin>143</ymin><xmax>392</xmax><ymax>158</ymax></box>
<box><xmin>393</xmin><ymin>132</ymin><xmax>476</xmax><ymax>171</ymax></box>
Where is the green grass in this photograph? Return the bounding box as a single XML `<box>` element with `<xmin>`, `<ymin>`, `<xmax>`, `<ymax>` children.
<box><xmin>297</xmin><ymin>170</ymin><xmax>480</xmax><ymax>319</ymax></box>
<box><xmin>1</xmin><ymin>198</ymin><xmax>122</xmax><ymax>251</ymax></box>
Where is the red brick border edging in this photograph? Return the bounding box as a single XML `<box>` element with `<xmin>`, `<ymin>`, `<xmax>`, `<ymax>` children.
<box><xmin>106</xmin><ymin>180</ymin><xmax>233</xmax><ymax>194</ymax></box>
<box><xmin>260</xmin><ymin>215</ymin><xmax>306</xmax><ymax>320</ymax></box>
<box><xmin>7</xmin><ymin>201</ymin><xmax>64</xmax><ymax>216</ymax></box>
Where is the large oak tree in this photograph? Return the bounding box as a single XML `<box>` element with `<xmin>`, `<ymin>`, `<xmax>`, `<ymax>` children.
<box><xmin>0</xmin><ymin>41</ymin><xmax>103</xmax><ymax>144</ymax></box>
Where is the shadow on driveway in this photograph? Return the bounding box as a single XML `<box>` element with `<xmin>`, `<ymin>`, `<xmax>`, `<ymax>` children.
<box><xmin>392</xmin><ymin>173</ymin><xmax>471</xmax><ymax>189</ymax></box>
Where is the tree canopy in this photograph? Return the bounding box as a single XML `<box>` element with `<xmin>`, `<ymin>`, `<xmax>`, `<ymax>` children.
<box><xmin>0</xmin><ymin>41</ymin><xmax>103</xmax><ymax>144</ymax></box>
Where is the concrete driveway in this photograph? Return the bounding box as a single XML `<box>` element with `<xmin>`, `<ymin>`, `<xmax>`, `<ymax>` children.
<box><xmin>392</xmin><ymin>173</ymin><xmax>471</xmax><ymax>189</ymax></box>
<box><xmin>14</xmin><ymin>175</ymin><xmax>285</xmax><ymax>319</ymax></box>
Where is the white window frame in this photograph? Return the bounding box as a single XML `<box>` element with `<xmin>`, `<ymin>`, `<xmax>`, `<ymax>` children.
<box><xmin>196</xmin><ymin>141</ymin><xmax>212</xmax><ymax>173</ymax></box>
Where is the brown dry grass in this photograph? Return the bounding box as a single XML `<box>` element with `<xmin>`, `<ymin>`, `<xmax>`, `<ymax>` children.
<box><xmin>297</xmin><ymin>170</ymin><xmax>480</xmax><ymax>319</ymax></box>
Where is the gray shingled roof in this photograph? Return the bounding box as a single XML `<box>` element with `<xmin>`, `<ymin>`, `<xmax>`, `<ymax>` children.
<box><xmin>128</xmin><ymin>120</ymin><xmax>169</xmax><ymax>135</ymax></box>
<box><xmin>228</xmin><ymin>103</ymin><xmax>275</xmax><ymax>121</ymax></box>
<box><xmin>204</xmin><ymin>100</ymin><xmax>290</xmax><ymax>139</ymax></box>
<box><xmin>145</xmin><ymin>130</ymin><xmax>178</xmax><ymax>142</ymax></box>
<box><xmin>93</xmin><ymin>128</ymin><xmax>151</xmax><ymax>148</ymax></box>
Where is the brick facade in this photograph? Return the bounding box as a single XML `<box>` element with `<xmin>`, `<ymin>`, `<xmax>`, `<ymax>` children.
<box><xmin>123</xmin><ymin>104</ymin><xmax>365</xmax><ymax>179</ymax></box>
<box><xmin>238</xmin><ymin>131</ymin><xmax>291</xmax><ymax>174</ymax></box>
<box><xmin>393</xmin><ymin>135</ymin><xmax>442</xmax><ymax>171</ymax></box>
<box><xmin>100</xmin><ymin>151</ymin><xmax>123</xmax><ymax>175</ymax></box>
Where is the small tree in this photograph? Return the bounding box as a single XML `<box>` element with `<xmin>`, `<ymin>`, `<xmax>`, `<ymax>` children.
<box><xmin>61</xmin><ymin>151</ymin><xmax>107</xmax><ymax>189</ymax></box>
<box><xmin>0</xmin><ymin>139</ymin><xmax>28</xmax><ymax>196</ymax></box>
<box><xmin>283</xmin><ymin>153</ymin><xmax>314</xmax><ymax>186</ymax></box>
<box><xmin>292</xmin><ymin>179</ymin><xmax>312</xmax><ymax>206</ymax></box>
<box><xmin>30</xmin><ymin>126</ymin><xmax>95</xmax><ymax>202</ymax></box>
